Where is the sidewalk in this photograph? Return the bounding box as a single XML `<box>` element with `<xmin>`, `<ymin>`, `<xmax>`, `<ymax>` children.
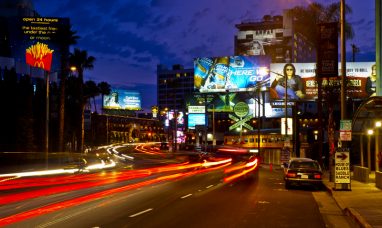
<box><xmin>323</xmin><ymin>172</ymin><xmax>382</xmax><ymax>228</ymax></box>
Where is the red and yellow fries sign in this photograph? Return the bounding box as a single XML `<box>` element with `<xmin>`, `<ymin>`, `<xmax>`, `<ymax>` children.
<box><xmin>25</xmin><ymin>42</ymin><xmax>54</xmax><ymax>71</ymax></box>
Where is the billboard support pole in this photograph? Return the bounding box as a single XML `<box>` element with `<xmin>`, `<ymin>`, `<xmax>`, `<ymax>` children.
<box><xmin>45</xmin><ymin>70</ymin><xmax>50</xmax><ymax>169</ymax></box>
<box><xmin>285</xmin><ymin>70</ymin><xmax>288</xmax><ymax>145</ymax></box>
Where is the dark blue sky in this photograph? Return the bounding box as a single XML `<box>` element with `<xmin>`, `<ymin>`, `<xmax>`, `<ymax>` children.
<box><xmin>33</xmin><ymin>0</ymin><xmax>375</xmax><ymax>110</ymax></box>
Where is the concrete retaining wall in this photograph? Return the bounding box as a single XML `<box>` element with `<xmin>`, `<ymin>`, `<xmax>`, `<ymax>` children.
<box><xmin>353</xmin><ymin>166</ymin><xmax>370</xmax><ymax>183</ymax></box>
<box><xmin>376</xmin><ymin>171</ymin><xmax>382</xmax><ymax>189</ymax></box>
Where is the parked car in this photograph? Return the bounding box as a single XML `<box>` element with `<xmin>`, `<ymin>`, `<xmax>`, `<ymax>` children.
<box><xmin>283</xmin><ymin>158</ymin><xmax>323</xmax><ymax>189</ymax></box>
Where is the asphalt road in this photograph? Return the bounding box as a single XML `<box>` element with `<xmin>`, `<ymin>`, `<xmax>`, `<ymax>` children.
<box><xmin>3</xmin><ymin>166</ymin><xmax>356</xmax><ymax>228</ymax></box>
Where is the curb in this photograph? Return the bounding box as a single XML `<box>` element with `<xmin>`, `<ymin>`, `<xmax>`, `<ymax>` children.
<box><xmin>323</xmin><ymin>182</ymin><xmax>372</xmax><ymax>228</ymax></box>
<box><xmin>344</xmin><ymin>208</ymin><xmax>372</xmax><ymax>228</ymax></box>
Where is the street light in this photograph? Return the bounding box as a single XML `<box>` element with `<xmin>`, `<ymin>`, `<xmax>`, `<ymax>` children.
<box><xmin>208</xmin><ymin>103</ymin><xmax>215</xmax><ymax>148</ymax></box>
<box><xmin>375</xmin><ymin>121</ymin><xmax>381</xmax><ymax>171</ymax></box>
<box><xmin>367</xmin><ymin>129</ymin><xmax>374</xmax><ymax>170</ymax></box>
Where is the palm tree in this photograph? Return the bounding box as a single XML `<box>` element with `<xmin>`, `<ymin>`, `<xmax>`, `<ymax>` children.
<box><xmin>287</xmin><ymin>2</ymin><xmax>354</xmax><ymax>46</ymax></box>
<box><xmin>57</xmin><ymin>24</ymin><xmax>80</xmax><ymax>152</ymax></box>
<box><xmin>69</xmin><ymin>48</ymin><xmax>96</xmax><ymax>152</ymax></box>
<box><xmin>97</xmin><ymin>81</ymin><xmax>111</xmax><ymax>112</ymax></box>
<box><xmin>287</xmin><ymin>2</ymin><xmax>354</xmax><ymax>169</ymax></box>
<box><xmin>84</xmin><ymin>80</ymin><xmax>100</xmax><ymax>112</ymax></box>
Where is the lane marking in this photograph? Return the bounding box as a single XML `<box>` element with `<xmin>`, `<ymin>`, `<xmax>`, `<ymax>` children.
<box><xmin>180</xmin><ymin>194</ymin><xmax>192</xmax><ymax>199</ymax></box>
<box><xmin>129</xmin><ymin>208</ymin><xmax>153</xmax><ymax>217</ymax></box>
<box><xmin>206</xmin><ymin>185</ymin><xmax>214</xmax><ymax>189</ymax></box>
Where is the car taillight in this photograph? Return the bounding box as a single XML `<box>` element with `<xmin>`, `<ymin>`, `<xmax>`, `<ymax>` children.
<box><xmin>287</xmin><ymin>172</ymin><xmax>297</xmax><ymax>178</ymax></box>
<box><xmin>314</xmin><ymin>174</ymin><xmax>322</xmax><ymax>179</ymax></box>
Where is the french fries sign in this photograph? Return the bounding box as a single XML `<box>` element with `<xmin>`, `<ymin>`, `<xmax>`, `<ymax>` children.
<box><xmin>25</xmin><ymin>42</ymin><xmax>54</xmax><ymax>71</ymax></box>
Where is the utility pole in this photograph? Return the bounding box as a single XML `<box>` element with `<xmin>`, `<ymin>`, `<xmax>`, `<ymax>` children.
<box><xmin>351</xmin><ymin>44</ymin><xmax>359</xmax><ymax>62</ymax></box>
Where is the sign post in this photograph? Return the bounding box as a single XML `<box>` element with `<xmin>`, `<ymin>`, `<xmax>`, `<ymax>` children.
<box><xmin>334</xmin><ymin>149</ymin><xmax>351</xmax><ymax>190</ymax></box>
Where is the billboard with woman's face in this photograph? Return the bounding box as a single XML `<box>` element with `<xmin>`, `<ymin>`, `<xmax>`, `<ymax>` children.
<box><xmin>194</xmin><ymin>55</ymin><xmax>270</xmax><ymax>93</ymax></box>
<box><xmin>269</xmin><ymin>62</ymin><xmax>376</xmax><ymax>101</ymax></box>
<box><xmin>103</xmin><ymin>89</ymin><xmax>142</xmax><ymax>110</ymax></box>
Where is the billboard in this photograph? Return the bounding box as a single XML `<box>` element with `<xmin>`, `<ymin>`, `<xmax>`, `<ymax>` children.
<box><xmin>269</xmin><ymin>62</ymin><xmax>376</xmax><ymax>101</ymax></box>
<box><xmin>165</xmin><ymin>111</ymin><xmax>184</xmax><ymax>127</ymax></box>
<box><xmin>103</xmin><ymin>89</ymin><xmax>142</xmax><ymax>110</ymax></box>
<box><xmin>188</xmin><ymin>114</ymin><xmax>206</xmax><ymax>129</ymax></box>
<box><xmin>194</xmin><ymin>55</ymin><xmax>270</xmax><ymax>93</ymax></box>
<box><xmin>6</xmin><ymin>17</ymin><xmax>70</xmax><ymax>73</ymax></box>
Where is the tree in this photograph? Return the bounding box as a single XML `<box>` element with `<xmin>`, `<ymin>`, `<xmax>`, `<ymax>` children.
<box><xmin>287</xmin><ymin>2</ymin><xmax>354</xmax><ymax>46</ymax></box>
<box><xmin>69</xmin><ymin>48</ymin><xmax>96</xmax><ymax>152</ymax></box>
<box><xmin>57</xmin><ymin>25</ymin><xmax>79</xmax><ymax>152</ymax></box>
<box><xmin>84</xmin><ymin>80</ymin><xmax>100</xmax><ymax>112</ymax></box>
<box><xmin>287</xmin><ymin>2</ymin><xmax>354</xmax><ymax>169</ymax></box>
<box><xmin>97</xmin><ymin>81</ymin><xmax>111</xmax><ymax>112</ymax></box>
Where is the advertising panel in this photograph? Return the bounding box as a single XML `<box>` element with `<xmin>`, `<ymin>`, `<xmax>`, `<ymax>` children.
<box><xmin>194</xmin><ymin>55</ymin><xmax>270</xmax><ymax>93</ymax></box>
<box><xmin>188</xmin><ymin>106</ymin><xmax>205</xmax><ymax>114</ymax></box>
<box><xmin>269</xmin><ymin>62</ymin><xmax>376</xmax><ymax>101</ymax></box>
<box><xmin>104</xmin><ymin>90</ymin><xmax>142</xmax><ymax>110</ymax></box>
<box><xmin>188</xmin><ymin>114</ymin><xmax>206</xmax><ymax>129</ymax></box>
<box><xmin>235</xmin><ymin>25</ymin><xmax>284</xmax><ymax>57</ymax></box>
<box><xmin>317</xmin><ymin>23</ymin><xmax>338</xmax><ymax>78</ymax></box>
<box><xmin>165</xmin><ymin>111</ymin><xmax>184</xmax><ymax>127</ymax></box>
<box><xmin>7</xmin><ymin>17</ymin><xmax>70</xmax><ymax>73</ymax></box>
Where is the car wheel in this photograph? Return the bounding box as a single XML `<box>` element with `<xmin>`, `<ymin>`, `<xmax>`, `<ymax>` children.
<box><xmin>285</xmin><ymin>181</ymin><xmax>290</xmax><ymax>189</ymax></box>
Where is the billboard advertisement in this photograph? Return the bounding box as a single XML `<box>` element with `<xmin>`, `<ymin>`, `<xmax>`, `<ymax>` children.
<box><xmin>104</xmin><ymin>90</ymin><xmax>142</xmax><ymax>110</ymax></box>
<box><xmin>188</xmin><ymin>114</ymin><xmax>206</xmax><ymax>129</ymax></box>
<box><xmin>6</xmin><ymin>17</ymin><xmax>70</xmax><ymax>73</ymax></box>
<box><xmin>194</xmin><ymin>55</ymin><xmax>270</xmax><ymax>93</ymax></box>
<box><xmin>165</xmin><ymin>111</ymin><xmax>184</xmax><ymax>127</ymax></box>
<box><xmin>269</xmin><ymin>62</ymin><xmax>376</xmax><ymax>101</ymax></box>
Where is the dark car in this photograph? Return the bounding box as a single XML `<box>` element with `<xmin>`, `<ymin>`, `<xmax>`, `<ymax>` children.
<box><xmin>283</xmin><ymin>158</ymin><xmax>323</xmax><ymax>189</ymax></box>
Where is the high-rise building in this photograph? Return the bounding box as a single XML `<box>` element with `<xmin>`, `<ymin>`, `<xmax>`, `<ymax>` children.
<box><xmin>157</xmin><ymin>64</ymin><xmax>194</xmax><ymax>113</ymax></box>
<box><xmin>234</xmin><ymin>12</ymin><xmax>315</xmax><ymax>63</ymax></box>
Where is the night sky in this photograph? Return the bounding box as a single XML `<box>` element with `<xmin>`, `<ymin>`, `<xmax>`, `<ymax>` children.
<box><xmin>32</xmin><ymin>0</ymin><xmax>375</xmax><ymax>110</ymax></box>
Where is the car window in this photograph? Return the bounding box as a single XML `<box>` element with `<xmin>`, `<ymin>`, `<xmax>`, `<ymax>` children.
<box><xmin>290</xmin><ymin>161</ymin><xmax>319</xmax><ymax>169</ymax></box>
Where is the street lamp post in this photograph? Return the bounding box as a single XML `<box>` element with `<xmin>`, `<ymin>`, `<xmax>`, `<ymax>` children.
<box><xmin>210</xmin><ymin>103</ymin><xmax>215</xmax><ymax>148</ymax></box>
<box><xmin>367</xmin><ymin>129</ymin><xmax>374</xmax><ymax>171</ymax></box>
<box><xmin>285</xmin><ymin>69</ymin><xmax>288</xmax><ymax>144</ymax></box>
<box><xmin>375</xmin><ymin>121</ymin><xmax>381</xmax><ymax>171</ymax></box>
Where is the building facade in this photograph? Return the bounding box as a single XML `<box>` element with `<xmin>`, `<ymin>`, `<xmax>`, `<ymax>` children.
<box><xmin>234</xmin><ymin>13</ymin><xmax>315</xmax><ymax>63</ymax></box>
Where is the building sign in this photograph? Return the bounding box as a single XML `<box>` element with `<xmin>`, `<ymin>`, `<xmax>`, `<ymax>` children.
<box><xmin>335</xmin><ymin>151</ymin><xmax>351</xmax><ymax>184</ymax></box>
<box><xmin>233</xmin><ymin>102</ymin><xmax>249</xmax><ymax>117</ymax></box>
<box><xmin>151</xmin><ymin>106</ymin><xmax>158</xmax><ymax>118</ymax></box>
<box><xmin>281</xmin><ymin>118</ymin><xmax>293</xmax><ymax>136</ymax></box>
<box><xmin>188</xmin><ymin>105</ymin><xmax>205</xmax><ymax>113</ymax></box>
<box><xmin>317</xmin><ymin>22</ymin><xmax>338</xmax><ymax>78</ymax></box>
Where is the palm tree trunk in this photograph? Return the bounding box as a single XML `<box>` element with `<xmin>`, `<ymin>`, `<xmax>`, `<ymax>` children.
<box><xmin>78</xmin><ymin>70</ymin><xmax>84</xmax><ymax>153</ymax></box>
<box><xmin>80</xmin><ymin>103</ymin><xmax>85</xmax><ymax>153</ymax></box>
<box><xmin>58</xmin><ymin>74</ymin><xmax>66</xmax><ymax>152</ymax></box>
<box><xmin>93</xmin><ymin>97</ymin><xmax>97</xmax><ymax>113</ymax></box>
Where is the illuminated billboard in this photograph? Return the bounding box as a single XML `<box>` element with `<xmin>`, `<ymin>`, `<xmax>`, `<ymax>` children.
<box><xmin>6</xmin><ymin>17</ymin><xmax>70</xmax><ymax>73</ymax></box>
<box><xmin>188</xmin><ymin>114</ymin><xmax>206</xmax><ymax>129</ymax></box>
<box><xmin>104</xmin><ymin>90</ymin><xmax>142</xmax><ymax>110</ymax></box>
<box><xmin>269</xmin><ymin>62</ymin><xmax>376</xmax><ymax>101</ymax></box>
<box><xmin>194</xmin><ymin>56</ymin><xmax>270</xmax><ymax>93</ymax></box>
<box><xmin>165</xmin><ymin>111</ymin><xmax>184</xmax><ymax>127</ymax></box>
